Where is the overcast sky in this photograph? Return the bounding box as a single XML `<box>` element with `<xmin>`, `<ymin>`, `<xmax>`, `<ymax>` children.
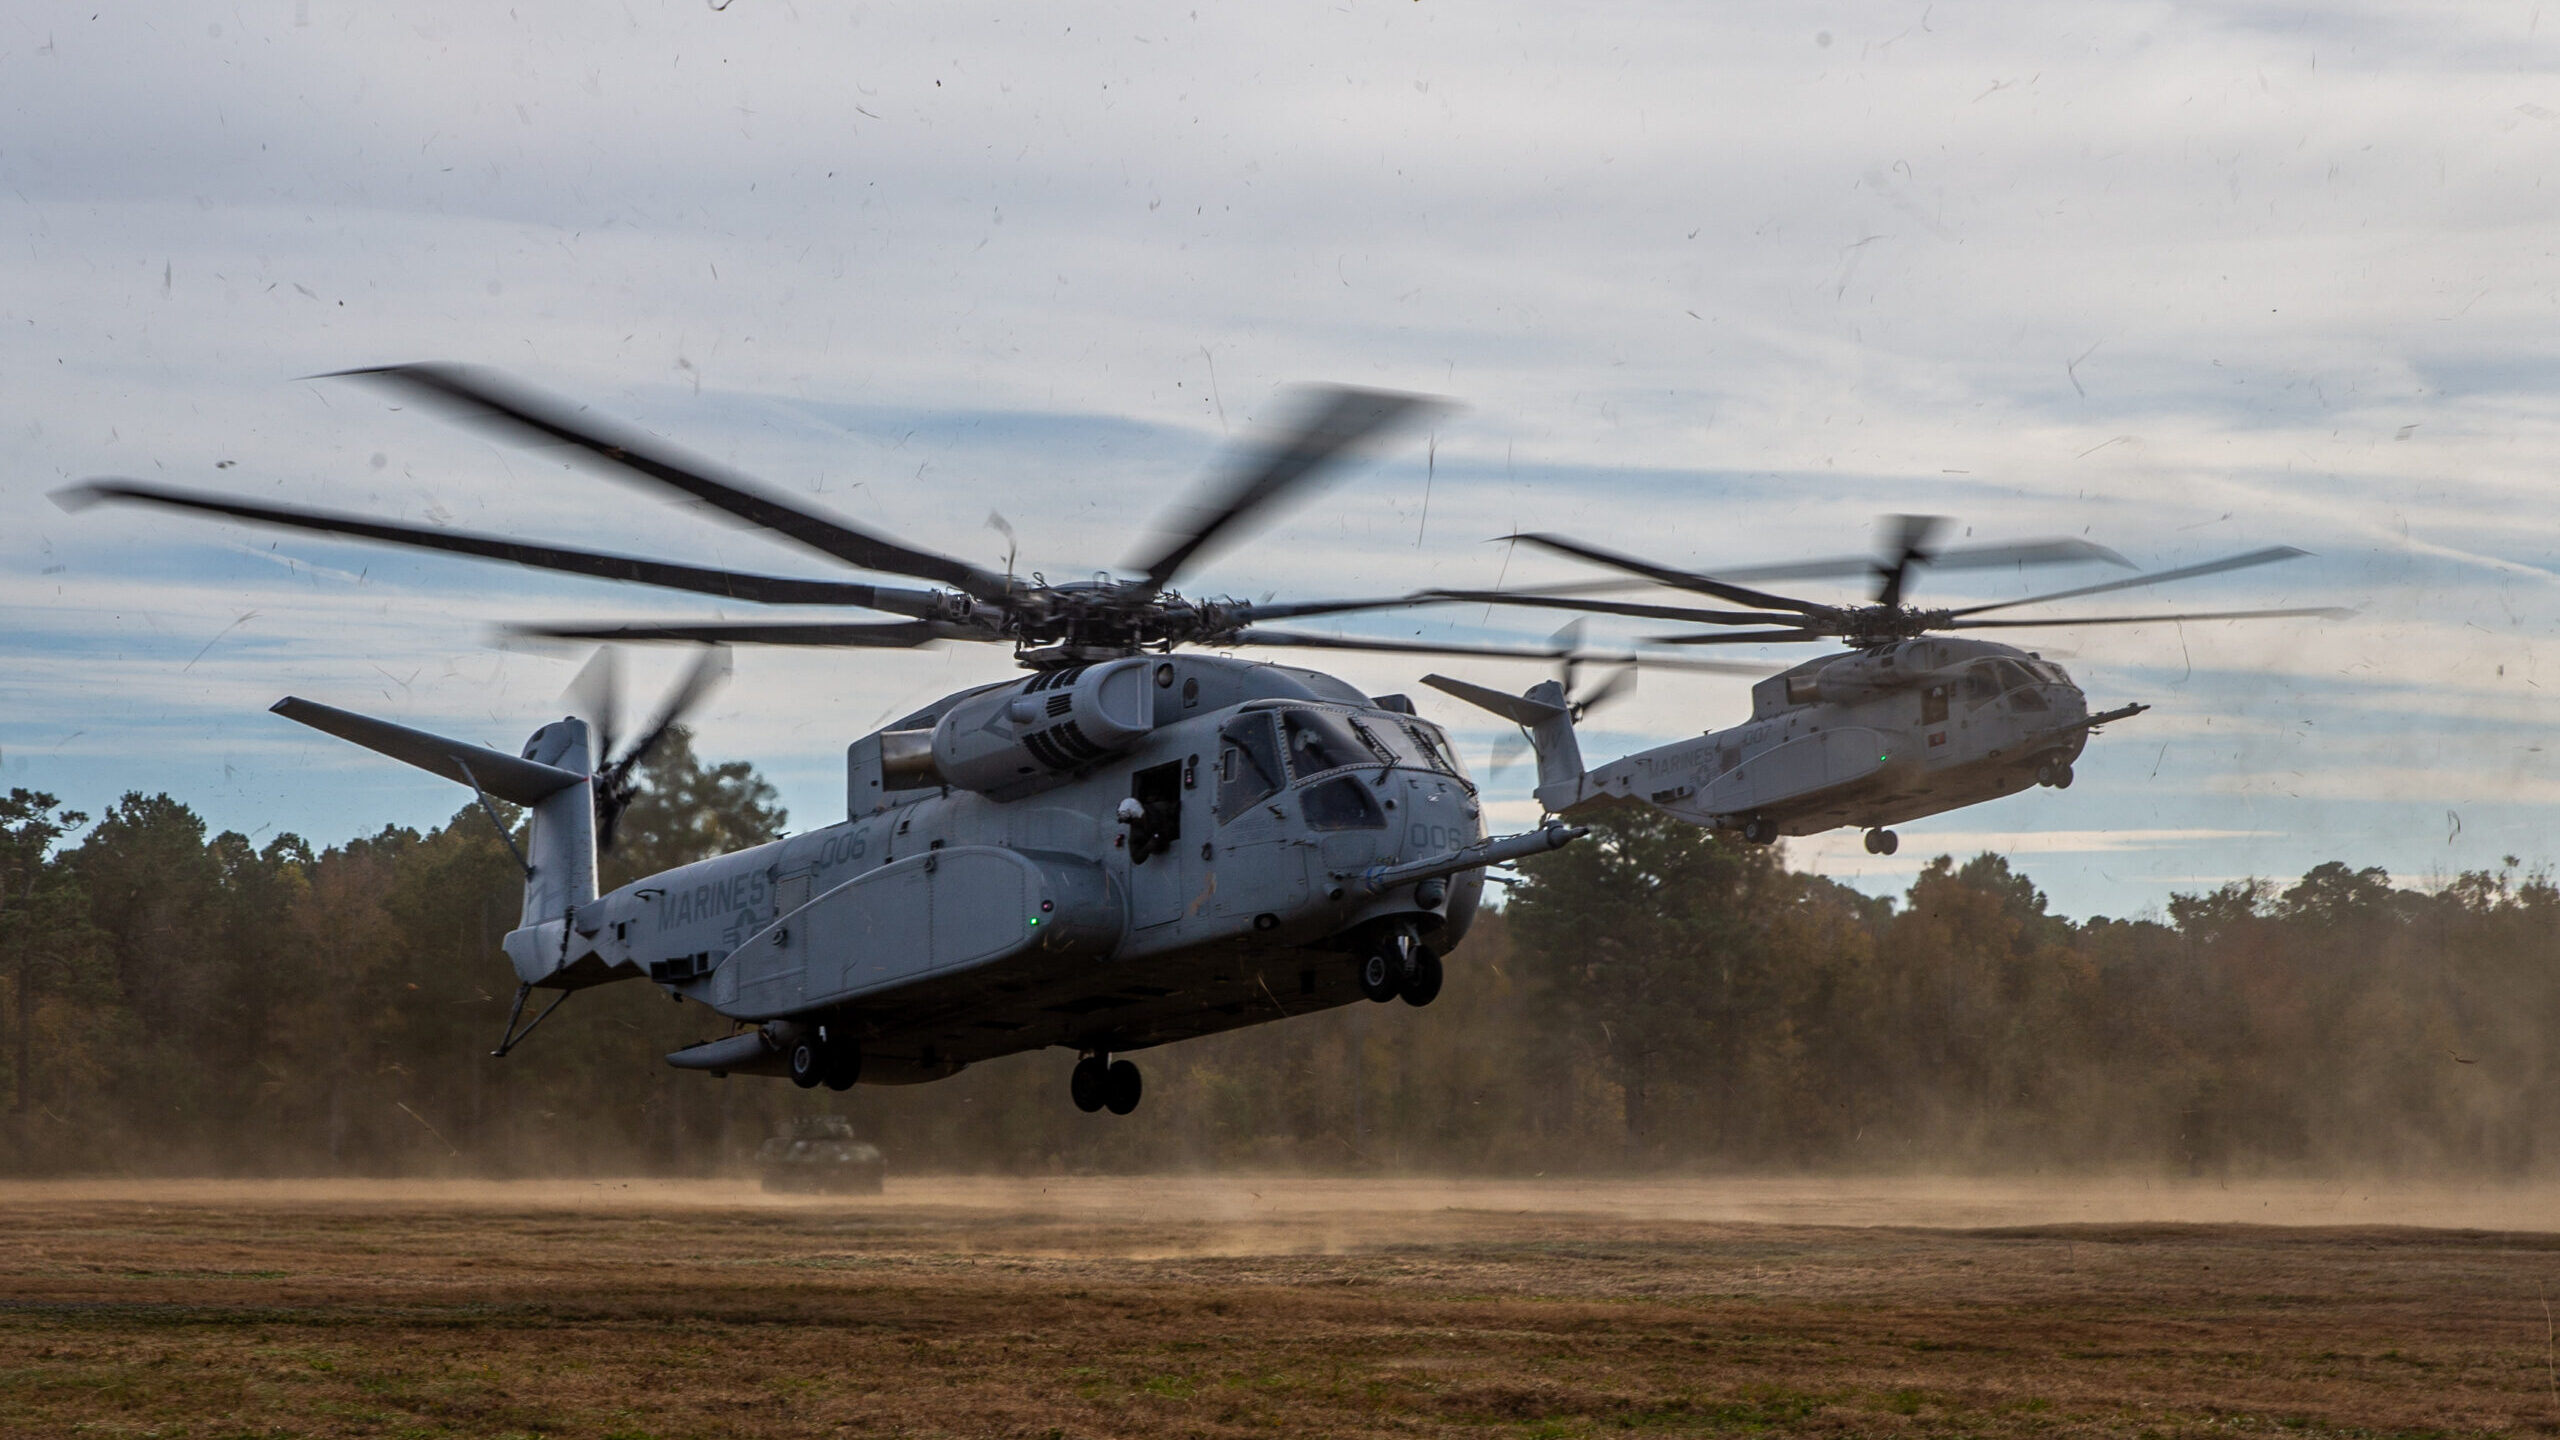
<box><xmin>8</xmin><ymin>0</ymin><xmax>2559</xmax><ymax>919</ymax></box>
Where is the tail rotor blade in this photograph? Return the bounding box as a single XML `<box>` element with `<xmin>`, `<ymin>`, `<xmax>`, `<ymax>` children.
<box><xmin>1490</xmin><ymin>729</ymin><xmax>1531</xmax><ymax>776</ymax></box>
<box><xmin>593</xmin><ymin>645</ymin><xmax>732</xmax><ymax>852</ymax></box>
<box><xmin>1574</xmin><ymin>663</ymin><xmax>1637</xmax><ymax>720</ymax></box>
<box><xmin>623</xmin><ymin>645</ymin><xmax>733</xmax><ymax>772</ymax></box>
<box><xmin>1874</xmin><ymin>513</ymin><xmax>1948</xmax><ymax>606</ymax></box>
<box><xmin>1547</xmin><ymin>618</ymin><xmax>1586</xmax><ymax>698</ymax></box>
<box><xmin>563</xmin><ymin>648</ymin><xmax>623</xmax><ymax>768</ymax></box>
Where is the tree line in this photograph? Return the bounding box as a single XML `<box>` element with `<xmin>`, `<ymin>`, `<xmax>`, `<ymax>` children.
<box><xmin>5</xmin><ymin>739</ymin><xmax>2555</xmax><ymax>1177</ymax></box>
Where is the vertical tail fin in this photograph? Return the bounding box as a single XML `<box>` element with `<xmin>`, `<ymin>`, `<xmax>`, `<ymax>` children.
<box><xmin>511</xmin><ymin>718</ymin><xmax>598</xmax><ymax>929</ymax></box>
<box><xmin>1516</xmin><ymin>678</ymin><xmax>1586</xmax><ymax>811</ymax></box>
<box><xmin>1420</xmin><ymin>674</ymin><xmax>1588</xmax><ymax>814</ymax></box>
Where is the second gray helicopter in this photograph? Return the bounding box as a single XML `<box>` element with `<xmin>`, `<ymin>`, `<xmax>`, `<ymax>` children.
<box><xmin>1421</xmin><ymin>517</ymin><xmax>2345</xmax><ymax>855</ymax></box>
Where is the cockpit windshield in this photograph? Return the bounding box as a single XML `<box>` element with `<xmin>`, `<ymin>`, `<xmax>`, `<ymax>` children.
<box><xmin>1271</xmin><ymin>708</ymin><xmax>1472</xmax><ymax>790</ymax></box>
<box><xmin>1961</xmin><ymin>659</ymin><xmax>2064</xmax><ymax>700</ymax></box>
<box><xmin>1399</xmin><ymin>719</ymin><xmax>1471</xmax><ymax>786</ymax></box>
<box><xmin>1279</xmin><ymin>709</ymin><xmax>1371</xmax><ymax>780</ymax></box>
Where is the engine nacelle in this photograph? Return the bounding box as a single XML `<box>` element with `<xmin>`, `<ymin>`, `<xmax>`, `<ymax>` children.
<box><xmin>929</xmin><ymin>657</ymin><xmax>1155</xmax><ymax>797</ymax></box>
<box><xmin>1800</xmin><ymin>641</ymin><xmax>1957</xmax><ymax>705</ymax></box>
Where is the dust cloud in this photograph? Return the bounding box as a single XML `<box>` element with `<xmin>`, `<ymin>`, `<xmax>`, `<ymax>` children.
<box><xmin>4</xmin><ymin>1174</ymin><xmax>2551</xmax><ymax>1251</ymax></box>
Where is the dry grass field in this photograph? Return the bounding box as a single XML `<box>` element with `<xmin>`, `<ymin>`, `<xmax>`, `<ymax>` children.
<box><xmin>3</xmin><ymin>1175</ymin><xmax>2558</xmax><ymax>1438</ymax></box>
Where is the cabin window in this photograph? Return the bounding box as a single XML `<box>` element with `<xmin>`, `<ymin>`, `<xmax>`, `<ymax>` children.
<box><xmin>1961</xmin><ymin>665</ymin><xmax>2001</xmax><ymax>702</ymax></box>
<box><xmin>2009</xmin><ymin>688</ymin><xmax>2050</xmax><ymax>713</ymax></box>
<box><xmin>1921</xmin><ymin>685</ymin><xmax>1949</xmax><ymax>725</ymax></box>
<box><xmin>1300</xmin><ymin>774</ymin><xmax>1388</xmax><ymax>831</ymax></box>
<box><xmin>1279</xmin><ymin>709</ymin><xmax>1367</xmax><ymax>779</ymax></box>
<box><xmin>1215</xmin><ymin>713</ymin><xmax>1284</xmax><ymax>824</ymax></box>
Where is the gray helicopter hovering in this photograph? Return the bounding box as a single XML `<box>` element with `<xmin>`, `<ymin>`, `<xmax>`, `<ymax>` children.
<box><xmin>59</xmin><ymin>366</ymin><xmax>1755</xmax><ymax>1115</ymax></box>
<box><xmin>1417</xmin><ymin>517</ymin><xmax>2347</xmax><ymax>856</ymax></box>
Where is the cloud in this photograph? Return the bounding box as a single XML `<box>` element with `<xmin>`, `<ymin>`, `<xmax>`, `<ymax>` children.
<box><xmin>9</xmin><ymin>0</ymin><xmax>2560</xmax><ymax>918</ymax></box>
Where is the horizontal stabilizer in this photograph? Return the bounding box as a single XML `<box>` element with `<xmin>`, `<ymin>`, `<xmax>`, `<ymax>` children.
<box><xmin>1421</xmin><ymin>673</ymin><xmax>1567</xmax><ymax>726</ymax></box>
<box><xmin>271</xmin><ymin>696</ymin><xmax>586</xmax><ymax>804</ymax></box>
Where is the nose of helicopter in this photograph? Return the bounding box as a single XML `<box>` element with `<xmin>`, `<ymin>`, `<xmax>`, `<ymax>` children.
<box><xmin>2054</xmin><ymin>672</ymin><xmax>2087</xmax><ymax>714</ymax></box>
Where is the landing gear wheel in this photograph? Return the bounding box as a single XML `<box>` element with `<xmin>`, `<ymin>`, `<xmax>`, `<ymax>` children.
<box><xmin>2037</xmin><ymin>757</ymin><xmax>2075</xmax><ymax>789</ymax></box>
<box><xmin>1103</xmin><ymin>1059</ymin><xmax>1143</xmax><ymax>1116</ymax></box>
<box><xmin>1357</xmin><ymin>950</ymin><xmax>1401</xmax><ymax>1003</ymax></box>
<box><xmin>821</xmin><ymin>1044</ymin><xmax>862</xmax><ymax>1092</ymax></box>
<box><xmin>1741</xmin><ymin>816</ymin><xmax>1777</xmax><ymax>846</ymax></box>
<box><xmin>788</xmin><ymin>1039</ymin><xmax>824</xmax><ymax>1090</ymax></box>
<box><xmin>1398</xmin><ymin>946</ymin><xmax>1444</xmax><ymax>1007</ymax></box>
<box><xmin>1069</xmin><ymin>1055</ymin><xmax>1108</xmax><ymax>1113</ymax></box>
<box><xmin>1863</xmin><ymin>828</ymin><xmax>1899</xmax><ymax>857</ymax></box>
<box><xmin>2052</xmin><ymin>763</ymin><xmax>2074</xmax><ymax>789</ymax></box>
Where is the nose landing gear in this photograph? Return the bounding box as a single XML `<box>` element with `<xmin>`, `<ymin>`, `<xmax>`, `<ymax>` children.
<box><xmin>1070</xmin><ymin>1052</ymin><xmax>1143</xmax><ymax>1115</ymax></box>
<box><xmin>2036</xmin><ymin>757</ymin><xmax>2076</xmax><ymax>789</ymax></box>
<box><xmin>1862</xmin><ymin>828</ymin><xmax>1899</xmax><ymax>856</ymax></box>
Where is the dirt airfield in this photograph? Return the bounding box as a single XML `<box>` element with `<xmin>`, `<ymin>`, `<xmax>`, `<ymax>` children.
<box><xmin>4</xmin><ymin>1175</ymin><xmax>2558</xmax><ymax>1438</ymax></box>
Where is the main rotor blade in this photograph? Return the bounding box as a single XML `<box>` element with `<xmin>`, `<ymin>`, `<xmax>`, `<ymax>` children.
<box><xmin>1946</xmin><ymin>605</ymin><xmax>2354</xmax><ymax>630</ymax></box>
<box><xmin>1509</xmin><ymin>533</ymin><xmax>1832</xmax><ymax>617</ymax></box>
<box><xmin>330</xmin><ymin>364</ymin><xmax>1014</xmax><ymax>603</ymax></box>
<box><xmin>1226</xmin><ymin>627</ymin><xmax>1771</xmax><ymax>675</ymax></box>
<box><xmin>1224</xmin><ymin>594</ymin><xmax>1442</xmax><ymax>623</ymax></box>
<box><xmin>1127</xmin><ymin>385</ymin><xmax>1450</xmax><ymax>593</ymax></box>
<box><xmin>1948</xmin><ymin>546</ymin><xmax>2311</xmax><ymax>618</ymax></box>
<box><xmin>1637</xmin><ymin>536</ymin><xmax>2133</xmax><ymax>586</ymax></box>
<box><xmin>1236</xmin><ymin>588</ymin><xmax>1804</xmax><ymax>627</ymax></box>
<box><xmin>1414</xmin><ymin>589</ymin><xmax>1805</xmax><ymax>626</ymax></box>
<box><xmin>1641</xmin><ymin>629</ymin><xmax>1833</xmax><ymax>646</ymax></box>
<box><xmin>505</xmin><ymin>619</ymin><xmax>979</xmax><ymax>647</ymax></box>
<box><xmin>1922</xmin><ymin>537</ymin><xmax>2132</xmax><ymax>573</ymax></box>
<box><xmin>56</xmin><ymin>479</ymin><xmax>955</xmax><ymax>617</ymax></box>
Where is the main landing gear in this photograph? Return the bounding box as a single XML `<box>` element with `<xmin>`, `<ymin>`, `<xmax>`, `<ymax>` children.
<box><xmin>1356</xmin><ymin>928</ymin><xmax>1443</xmax><ymax>1007</ymax></box>
<box><xmin>787</xmin><ymin>1025</ymin><xmax>862</xmax><ymax>1092</ymax></box>
<box><xmin>1740</xmin><ymin>815</ymin><xmax>1779</xmax><ymax>846</ymax></box>
<box><xmin>1862</xmin><ymin>828</ymin><xmax>1900</xmax><ymax>856</ymax></box>
<box><xmin>1071</xmin><ymin>1052</ymin><xmax>1143</xmax><ymax>1116</ymax></box>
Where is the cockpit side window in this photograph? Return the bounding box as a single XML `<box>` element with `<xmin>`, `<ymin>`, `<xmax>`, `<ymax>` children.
<box><xmin>1215</xmin><ymin>713</ymin><xmax>1285</xmax><ymax>824</ymax></box>
<box><xmin>1280</xmin><ymin>709</ymin><xmax>1367</xmax><ymax>780</ymax></box>
<box><xmin>1300</xmin><ymin>774</ymin><xmax>1387</xmax><ymax>831</ymax></box>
